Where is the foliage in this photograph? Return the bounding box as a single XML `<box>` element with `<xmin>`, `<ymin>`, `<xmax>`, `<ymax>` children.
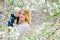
<box><xmin>8</xmin><ymin>0</ymin><xmax>14</xmax><ymax>5</ymax></box>
<box><xmin>0</xmin><ymin>0</ymin><xmax>60</xmax><ymax>40</ymax></box>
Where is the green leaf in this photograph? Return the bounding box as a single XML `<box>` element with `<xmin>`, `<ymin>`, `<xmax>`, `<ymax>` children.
<box><xmin>8</xmin><ymin>0</ymin><xmax>14</xmax><ymax>5</ymax></box>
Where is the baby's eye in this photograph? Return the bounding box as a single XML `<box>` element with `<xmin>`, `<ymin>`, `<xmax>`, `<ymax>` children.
<box><xmin>19</xmin><ymin>13</ymin><xmax>21</xmax><ymax>14</ymax></box>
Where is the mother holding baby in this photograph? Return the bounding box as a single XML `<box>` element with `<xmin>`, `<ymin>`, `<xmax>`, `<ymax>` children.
<box><xmin>8</xmin><ymin>7</ymin><xmax>31</xmax><ymax>40</ymax></box>
<box><xmin>14</xmin><ymin>8</ymin><xmax>31</xmax><ymax>34</ymax></box>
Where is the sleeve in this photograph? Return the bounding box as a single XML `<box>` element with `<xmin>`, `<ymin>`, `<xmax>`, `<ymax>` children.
<box><xmin>10</xmin><ymin>14</ymin><xmax>15</xmax><ymax>23</ymax></box>
<box><xmin>8</xmin><ymin>21</ymin><xmax>13</xmax><ymax>27</ymax></box>
<box><xmin>8</xmin><ymin>14</ymin><xmax>15</xmax><ymax>27</ymax></box>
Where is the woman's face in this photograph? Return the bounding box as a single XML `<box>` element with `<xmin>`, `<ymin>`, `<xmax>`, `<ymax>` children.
<box><xmin>19</xmin><ymin>10</ymin><xmax>25</xmax><ymax>20</ymax></box>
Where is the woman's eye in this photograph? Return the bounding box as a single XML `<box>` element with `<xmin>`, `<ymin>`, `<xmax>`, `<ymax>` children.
<box><xmin>23</xmin><ymin>14</ymin><xmax>24</xmax><ymax>15</ymax></box>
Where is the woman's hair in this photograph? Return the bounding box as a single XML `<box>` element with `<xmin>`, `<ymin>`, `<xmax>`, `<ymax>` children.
<box><xmin>23</xmin><ymin>8</ymin><xmax>31</xmax><ymax>24</ymax></box>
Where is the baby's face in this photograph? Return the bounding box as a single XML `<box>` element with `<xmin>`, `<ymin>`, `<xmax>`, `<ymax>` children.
<box><xmin>14</xmin><ymin>10</ymin><xmax>20</xmax><ymax>17</ymax></box>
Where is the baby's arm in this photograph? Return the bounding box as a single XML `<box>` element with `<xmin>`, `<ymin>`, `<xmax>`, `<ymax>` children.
<box><xmin>13</xmin><ymin>19</ymin><xmax>17</xmax><ymax>27</ymax></box>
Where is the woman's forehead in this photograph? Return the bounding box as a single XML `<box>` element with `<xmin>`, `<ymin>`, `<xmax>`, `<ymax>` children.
<box><xmin>20</xmin><ymin>10</ymin><xmax>24</xmax><ymax>13</ymax></box>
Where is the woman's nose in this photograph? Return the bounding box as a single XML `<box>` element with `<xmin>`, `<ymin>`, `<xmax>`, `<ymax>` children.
<box><xmin>19</xmin><ymin>14</ymin><xmax>22</xmax><ymax>17</ymax></box>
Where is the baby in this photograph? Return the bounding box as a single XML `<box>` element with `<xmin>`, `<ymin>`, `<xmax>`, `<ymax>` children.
<box><xmin>8</xmin><ymin>7</ymin><xmax>21</xmax><ymax>27</ymax></box>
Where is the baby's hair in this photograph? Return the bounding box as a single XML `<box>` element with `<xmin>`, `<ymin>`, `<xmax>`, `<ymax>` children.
<box><xmin>14</xmin><ymin>7</ymin><xmax>21</xmax><ymax>13</ymax></box>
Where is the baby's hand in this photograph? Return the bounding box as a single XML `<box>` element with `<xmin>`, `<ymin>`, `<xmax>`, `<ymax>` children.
<box><xmin>7</xmin><ymin>27</ymin><xmax>13</xmax><ymax>32</ymax></box>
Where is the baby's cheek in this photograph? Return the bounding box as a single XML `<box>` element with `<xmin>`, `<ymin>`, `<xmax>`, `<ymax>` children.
<box><xmin>17</xmin><ymin>14</ymin><xmax>19</xmax><ymax>16</ymax></box>
<box><xmin>16</xmin><ymin>14</ymin><xmax>19</xmax><ymax>16</ymax></box>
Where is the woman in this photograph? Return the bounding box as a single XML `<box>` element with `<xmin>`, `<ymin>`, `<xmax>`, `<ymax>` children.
<box><xmin>13</xmin><ymin>8</ymin><xmax>31</xmax><ymax>40</ymax></box>
<box><xmin>14</xmin><ymin>8</ymin><xmax>31</xmax><ymax>34</ymax></box>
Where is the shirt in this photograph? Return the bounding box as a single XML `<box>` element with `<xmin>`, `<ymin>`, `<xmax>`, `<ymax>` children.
<box><xmin>14</xmin><ymin>22</ymin><xmax>30</xmax><ymax>34</ymax></box>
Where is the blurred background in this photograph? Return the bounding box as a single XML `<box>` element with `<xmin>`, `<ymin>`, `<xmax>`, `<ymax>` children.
<box><xmin>0</xmin><ymin>0</ymin><xmax>60</xmax><ymax>40</ymax></box>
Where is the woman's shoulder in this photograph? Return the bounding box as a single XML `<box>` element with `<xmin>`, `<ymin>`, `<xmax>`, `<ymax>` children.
<box><xmin>24</xmin><ymin>22</ymin><xmax>29</xmax><ymax>25</ymax></box>
<box><xmin>24</xmin><ymin>22</ymin><xmax>29</xmax><ymax>27</ymax></box>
